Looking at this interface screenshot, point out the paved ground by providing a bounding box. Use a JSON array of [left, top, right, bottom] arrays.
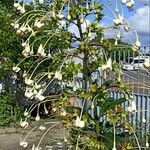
[[0, 119, 64, 150]]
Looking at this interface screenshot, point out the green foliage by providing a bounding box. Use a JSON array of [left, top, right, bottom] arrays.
[[0, 88, 23, 127], [0, 4, 22, 79]]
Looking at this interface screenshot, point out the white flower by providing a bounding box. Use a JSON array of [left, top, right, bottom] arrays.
[[21, 42, 27, 47], [20, 4, 25, 14], [35, 89, 45, 101], [24, 108, 29, 117], [52, 107, 57, 112], [121, 0, 127, 4], [16, 5, 23, 11], [32, 144, 35, 150], [37, 44, 46, 57], [23, 71, 27, 78], [64, 137, 68, 143], [55, 71, 62, 80], [24, 42, 30, 53], [22, 50, 29, 57], [20, 25, 27, 32], [14, 22, 19, 29], [25, 78, 34, 86], [16, 29, 21, 34], [112, 147, 117, 150], [91, 102, 94, 109], [12, 66, 20, 72], [126, 0, 134, 9], [35, 83, 41, 89], [124, 23, 130, 32], [24, 88, 34, 99], [73, 86, 77, 92], [20, 140, 28, 148], [75, 116, 85, 128], [115, 38, 118, 46], [34, 20, 44, 28], [35, 115, 40, 121], [39, 125, 46, 131], [11, 23, 15, 27], [20, 118, 29, 128], [101, 58, 112, 70], [132, 44, 138, 51], [60, 110, 67, 116], [135, 39, 141, 48], [146, 142, 149, 147], [39, 0, 45, 5], [142, 118, 146, 123], [128, 101, 136, 112], [14, 3, 20, 8], [67, 14, 71, 20], [113, 18, 120, 26], [113, 14, 124, 26], [57, 13, 64, 19]]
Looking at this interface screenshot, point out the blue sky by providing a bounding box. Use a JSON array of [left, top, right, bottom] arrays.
[[25, 0, 149, 47]]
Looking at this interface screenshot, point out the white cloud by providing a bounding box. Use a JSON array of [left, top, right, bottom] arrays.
[[128, 6, 150, 34]]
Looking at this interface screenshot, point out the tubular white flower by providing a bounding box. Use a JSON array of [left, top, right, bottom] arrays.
[[35, 83, 42, 89], [32, 144, 35, 150], [39, 125, 46, 131], [75, 116, 85, 128], [73, 86, 77, 92], [55, 71, 62, 80], [146, 142, 149, 147], [20, 118, 29, 128], [20, 4, 25, 14], [39, 0, 44, 5], [91, 102, 94, 109], [35, 89, 45, 100], [25, 78, 34, 86], [24, 42, 30, 53], [20, 25, 27, 32], [16, 29, 21, 34], [121, 0, 127, 4], [128, 101, 136, 112], [25, 88, 34, 99], [115, 38, 118, 46], [124, 23, 130, 32], [20, 140, 28, 148], [12, 66, 20, 73], [101, 58, 112, 70], [14, 3, 20, 8], [35, 115, 40, 121], [142, 118, 146, 123], [60, 110, 67, 116], [113, 14, 124, 26], [57, 14, 64, 19], [135, 39, 141, 48], [44, 104, 48, 114], [37, 44, 46, 57], [52, 107, 57, 112], [21, 42, 27, 47], [24, 108, 29, 117], [34, 20, 44, 28], [22, 50, 29, 57], [16, 5, 23, 11], [67, 14, 71, 21], [14, 22, 19, 29], [126, 0, 134, 9]]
